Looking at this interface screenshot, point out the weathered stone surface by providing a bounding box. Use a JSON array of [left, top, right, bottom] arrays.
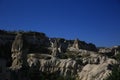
[[50, 39, 59, 56], [0, 30, 119, 80], [73, 38, 80, 50], [78, 50, 107, 64], [68, 39, 97, 52], [49, 38, 68, 55], [78, 59, 117, 80], [98, 46, 120, 57], [10, 33, 28, 70], [27, 53, 80, 77]]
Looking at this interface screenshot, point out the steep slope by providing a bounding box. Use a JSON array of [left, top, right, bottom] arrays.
[[0, 30, 119, 80]]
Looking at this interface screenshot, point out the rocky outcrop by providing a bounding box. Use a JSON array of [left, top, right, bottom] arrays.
[[27, 54, 80, 77], [49, 38, 68, 54], [73, 38, 80, 50], [68, 39, 97, 52], [0, 30, 119, 80], [50, 39, 59, 56], [98, 46, 120, 57], [78, 58, 117, 80], [10, 33, 28, 70]]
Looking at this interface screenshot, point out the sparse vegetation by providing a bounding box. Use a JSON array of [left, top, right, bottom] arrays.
[[105, 51, 120, 80]]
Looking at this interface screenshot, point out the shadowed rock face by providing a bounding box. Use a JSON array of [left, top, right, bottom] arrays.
[[0, 30, 119, 80], [10, 33, 28, 70], [67, 38, 98, 52], [11, 33, 23, 52]]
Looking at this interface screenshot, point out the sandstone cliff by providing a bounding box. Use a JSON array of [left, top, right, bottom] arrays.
[[0, 30, 119, 80]]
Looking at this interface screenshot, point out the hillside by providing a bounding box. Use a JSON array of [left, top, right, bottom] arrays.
[[0, 30, 120, 80]]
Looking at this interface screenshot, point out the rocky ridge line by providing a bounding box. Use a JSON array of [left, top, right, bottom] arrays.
[[0, 30, 119, 80]]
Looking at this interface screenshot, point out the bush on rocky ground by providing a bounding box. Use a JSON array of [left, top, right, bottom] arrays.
[[105, 51, 120, 80]]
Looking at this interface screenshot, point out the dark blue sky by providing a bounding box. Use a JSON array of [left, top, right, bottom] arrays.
[[0, 0, 120, 47]]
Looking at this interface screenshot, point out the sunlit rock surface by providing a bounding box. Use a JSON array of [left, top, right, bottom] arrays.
[[0, 30, 119, 80], [78, 59, 117, 80]]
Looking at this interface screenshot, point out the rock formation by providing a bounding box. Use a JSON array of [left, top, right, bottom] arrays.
[[73, 38, 80, 50], [27, 54, 80, 77], [0, 30, 119, 80], [10, 33, 28, 70], [50, 39, 59, 56], [78, 58, 117, 80]]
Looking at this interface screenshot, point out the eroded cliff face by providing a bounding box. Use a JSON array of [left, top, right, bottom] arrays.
[[78, 58, 117, 80], [10, 33, 29, 70], [27, 55, 80, 77], [0, 30, 119, 80]]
